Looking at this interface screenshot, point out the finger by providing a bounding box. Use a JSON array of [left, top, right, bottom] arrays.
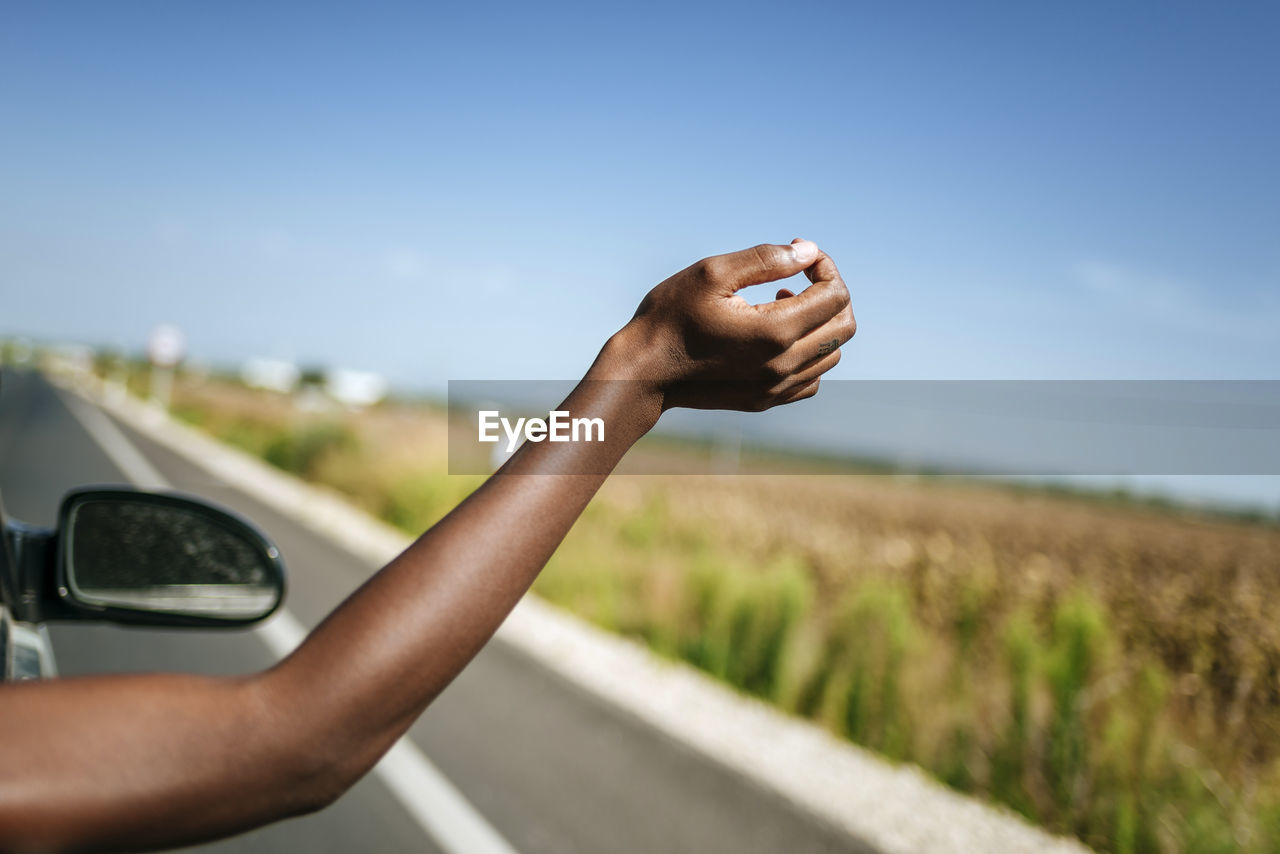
[[699, 240, 820, 294], [755, 275, 851, 343], [778, 306, 860, 371], [775, 287, 796, 300], [772, 377, 822, 407], [764, 304, 856, 376], [771, 347, 841, 396], [802, 251, 843, 286]]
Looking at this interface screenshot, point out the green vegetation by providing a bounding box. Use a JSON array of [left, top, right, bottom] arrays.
[[140, 371, 1280, 852], [533, 506, 1274, 852], [172, 404, 354, 480]]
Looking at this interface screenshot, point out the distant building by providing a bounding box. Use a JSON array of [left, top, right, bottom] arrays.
[[326, 369, 388, 408], [241, 358, 387, 408], [242, 359, 301, 394]]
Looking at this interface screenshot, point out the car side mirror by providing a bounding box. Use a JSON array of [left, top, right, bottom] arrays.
[[55, 489, 285, 626]]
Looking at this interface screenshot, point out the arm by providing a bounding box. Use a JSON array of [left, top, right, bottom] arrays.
[[0, 240, 855, 853]]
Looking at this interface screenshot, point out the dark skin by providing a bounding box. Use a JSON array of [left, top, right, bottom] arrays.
[[0, 239, 855, 853]]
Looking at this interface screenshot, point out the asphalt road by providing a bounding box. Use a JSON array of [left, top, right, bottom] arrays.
[[0, 369, 869, 854]]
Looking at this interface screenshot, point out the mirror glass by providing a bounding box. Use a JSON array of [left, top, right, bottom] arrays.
[[65, 497, 281, 619]]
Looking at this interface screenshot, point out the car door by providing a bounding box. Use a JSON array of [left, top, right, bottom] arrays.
[[0, 488, 59, 680]]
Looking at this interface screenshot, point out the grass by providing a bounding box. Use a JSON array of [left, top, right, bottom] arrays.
[[122, 365, 1280, 853]]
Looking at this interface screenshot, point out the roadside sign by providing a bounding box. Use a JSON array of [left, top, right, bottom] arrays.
[[148, 325, 186, 368]]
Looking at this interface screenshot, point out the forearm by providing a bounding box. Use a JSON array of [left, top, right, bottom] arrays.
[[258, 326, 665, 787]]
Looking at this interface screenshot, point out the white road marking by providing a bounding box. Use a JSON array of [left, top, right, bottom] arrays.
[[59, 388, 520, 854], [60, 394, 168, 490]]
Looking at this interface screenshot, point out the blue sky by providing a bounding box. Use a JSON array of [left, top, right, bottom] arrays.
[[2, 1, 1277, 389]]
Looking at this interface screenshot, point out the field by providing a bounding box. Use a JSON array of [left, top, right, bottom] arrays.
[[154, 367, 1280, 853]]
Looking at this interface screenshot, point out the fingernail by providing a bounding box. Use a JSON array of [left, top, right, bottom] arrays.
[[791, 240, 818, 264]]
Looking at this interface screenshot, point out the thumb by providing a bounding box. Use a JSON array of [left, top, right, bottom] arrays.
[[700, 240, 820, 294]]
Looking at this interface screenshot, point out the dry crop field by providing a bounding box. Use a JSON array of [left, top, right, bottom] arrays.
[[160, 369, 1280, 853]]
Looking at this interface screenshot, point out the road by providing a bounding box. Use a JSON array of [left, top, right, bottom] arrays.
[[0, 370, 867, 854]]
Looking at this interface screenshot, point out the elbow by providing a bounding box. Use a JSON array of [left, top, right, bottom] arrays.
[[283, 728, 405, 817], [265, 730, 367, 819], [244, 676, 375, 818], [290, 783, 342, 818], [289, 757, 362, 816]]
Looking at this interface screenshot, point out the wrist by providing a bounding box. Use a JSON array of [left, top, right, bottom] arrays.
[[584, 320, 670, 435], [590, 320, 667, 383]]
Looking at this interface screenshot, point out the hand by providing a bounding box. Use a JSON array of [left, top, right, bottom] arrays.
[[616, 239, 855, 412]]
